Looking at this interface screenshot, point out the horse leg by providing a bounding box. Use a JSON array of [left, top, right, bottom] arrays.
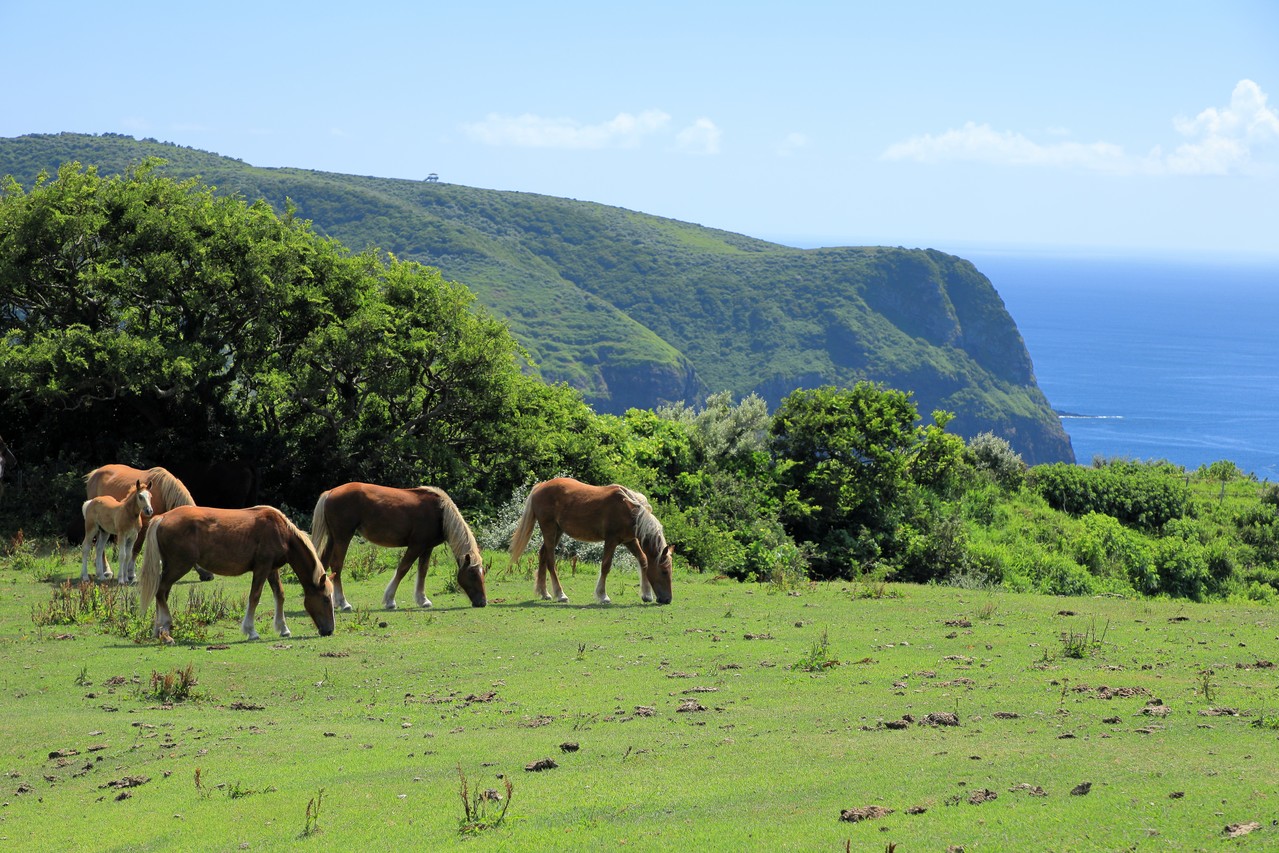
[[241, 568, 269, 640], [543, 531, 569, 603], [413, 548, 433, 609], [382, 549, 417, 610], [595, 541, 618, 604], [536, 527, 567, 602], [94, 530, 113, 582], [116, 533, 131, 584], [626, 541, 656, 602], [327, 536, 354, 612], [80, 528, 94, 582], [268, 569, 291, 637]]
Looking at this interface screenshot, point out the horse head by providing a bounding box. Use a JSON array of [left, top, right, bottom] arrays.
[[304, 573, 336, 637], [457, 554, 488, 608], [645, 542, 675, 605], [135, 480, 156, 518]]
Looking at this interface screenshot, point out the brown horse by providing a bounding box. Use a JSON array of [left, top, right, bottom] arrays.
[[509, 477, 674, 605], [81, 479, 154, 583], [311, 482, 486, 611], [86, 464, 214, 581], [139, 505, 335, 641]]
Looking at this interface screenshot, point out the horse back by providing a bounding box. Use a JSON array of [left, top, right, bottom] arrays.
[[156, 505, 290, 576], [87, 464, 191, 514], [327, 482, 440, 547], [533, 478, 637, 542]]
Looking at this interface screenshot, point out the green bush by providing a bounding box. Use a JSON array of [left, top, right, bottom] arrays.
[[1028, 460, 1190, 531]]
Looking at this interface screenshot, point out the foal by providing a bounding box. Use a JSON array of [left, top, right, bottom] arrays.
[[81, 479, 154, 583]]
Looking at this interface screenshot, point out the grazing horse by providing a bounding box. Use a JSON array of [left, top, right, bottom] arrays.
[[509, 477, 674, 605], [311, 482, 486, 611], [139, 505, 335, 641], [81, 479, 154, 583], [85, 464, 214, 581], [0, 434, 15, 500]]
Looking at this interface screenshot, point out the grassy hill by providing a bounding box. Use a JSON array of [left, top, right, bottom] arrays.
[[0, 132, 1074, 464]]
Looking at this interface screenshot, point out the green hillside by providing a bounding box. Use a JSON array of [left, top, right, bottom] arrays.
[[0, 132, 1073, 464]]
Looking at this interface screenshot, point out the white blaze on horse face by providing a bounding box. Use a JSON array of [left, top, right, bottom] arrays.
[[138, 488, 155, 517]]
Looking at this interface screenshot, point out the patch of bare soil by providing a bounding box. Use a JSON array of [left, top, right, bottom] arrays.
[[524, 758, 557, 772], [993, 711, 1019, 719], [1236, 660, 1275, 670], [743, 633, 774, 640], [676, 699, 706, 713], [228, 701, 264, 711], [559, 742, 579, 752], [967, 789, 997, 804], [883, 719, 910, 730], [1010, 783, 1047, 796], [921, 712, 960, 727], [1225, 822, 1260, 838], [1070, 782, 1092, 796], [1199, 707, 1239, 717], [943, 619, 972, 628], [463, 691, 498, 705], [839, 805, 894, 822], [101, 775, 149, 789], [1073, 684, 1151, 700], [1141, 702, 1172, 717]]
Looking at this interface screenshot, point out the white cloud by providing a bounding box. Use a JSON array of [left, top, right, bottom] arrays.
[[462, 110, 671, 150], [882, 79, 1279, 176], [777, 132, 809, 157], [675, 117, 722, 155]]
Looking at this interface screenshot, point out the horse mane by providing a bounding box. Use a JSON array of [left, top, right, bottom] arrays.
[[422, 486, 483, 571], [617, 485, 666, 551], [146, 467, 195, 509], [275, 508, 328, 585]]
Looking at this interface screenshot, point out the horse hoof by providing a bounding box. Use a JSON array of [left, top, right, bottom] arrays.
[[384, 602, 398, 611], [279, 630, 292, 638], [597, 596, 612, 605], [340, 603, 354, 612], [557, 595, 570, 603]]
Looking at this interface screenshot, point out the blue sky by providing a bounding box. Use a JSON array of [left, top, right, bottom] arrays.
[[4, 1, 1277, 257]]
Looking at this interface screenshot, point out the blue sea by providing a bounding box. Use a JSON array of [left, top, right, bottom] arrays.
[[967, 251, 1279, 481]]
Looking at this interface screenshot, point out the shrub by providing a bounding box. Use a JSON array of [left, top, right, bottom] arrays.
[[965, 432, 1027, 490]]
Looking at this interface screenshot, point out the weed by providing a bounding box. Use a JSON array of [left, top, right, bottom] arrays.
[[1060, 618, 1109, 659], [575, 642, 588, 661], [32, 580, 129, 627], [195, 767, 206, 798], [976, 596, 999, 620], [1251, 712, 1279, 731], [182, 584, 240, 627], [74, 663, 91, 686], [793, 627, 839, 672], [457, 764, 513, 834], [1198, 668, 1216, 703], [226, 780, 276, 799], [342, 607, 376, 633], [144, 663, 199, 703], [302, 787, 326, 837]]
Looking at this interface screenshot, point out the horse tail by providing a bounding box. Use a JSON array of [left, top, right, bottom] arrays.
[[138, 516, 164, 615], [429, 487, 482, 570], [310, 491, 331, 560], [508, 488, 538, 562]]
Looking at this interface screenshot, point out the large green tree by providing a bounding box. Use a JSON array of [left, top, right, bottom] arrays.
[[0, 161, 593, 525], [770, 383, 963, 579]]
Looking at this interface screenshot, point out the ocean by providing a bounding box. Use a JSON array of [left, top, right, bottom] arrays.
[[968, 251, 1279, 481]]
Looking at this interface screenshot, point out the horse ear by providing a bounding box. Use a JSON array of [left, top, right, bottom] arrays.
[[663, 544, 676, 559]]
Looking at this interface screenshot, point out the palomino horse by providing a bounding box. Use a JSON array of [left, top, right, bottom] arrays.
[[509, 477, 674, 605], [85, 465, 214, 581], [0, 434, 15, 500], [139, 505, 335, 641], [81, 479, 154, 583], [311, 482, 486, 611]]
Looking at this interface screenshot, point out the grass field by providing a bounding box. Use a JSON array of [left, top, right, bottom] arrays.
[[1, 543, 1276, 851]]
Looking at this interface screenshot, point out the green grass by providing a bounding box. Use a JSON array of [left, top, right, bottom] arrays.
[[1, 542, 1276, 849]]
